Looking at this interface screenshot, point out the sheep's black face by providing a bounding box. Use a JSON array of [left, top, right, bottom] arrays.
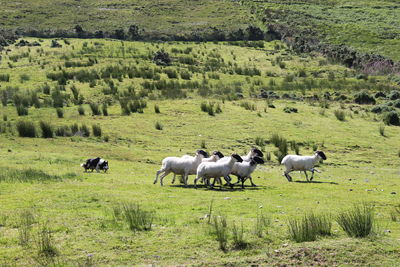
[[213, 151, 224, 159], [252, 147, 264, 158], [197, 150, 208, 158], [232, 153, 243, 162], [316, 151, 327, 160], [252, 156, 265, 165]]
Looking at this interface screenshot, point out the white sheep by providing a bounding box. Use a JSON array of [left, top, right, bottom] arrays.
[[281, 151, 327, 182], [171, 151, 224, 184], [194, 154, 243, 188], [231, 156, 264, 188], [154, 150, 208, 186]]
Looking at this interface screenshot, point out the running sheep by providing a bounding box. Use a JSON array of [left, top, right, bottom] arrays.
[[281, 151, 327, 182], [231, 156, 264, 188]]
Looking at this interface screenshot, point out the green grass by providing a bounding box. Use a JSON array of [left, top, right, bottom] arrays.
[[0, 38, 400, 265]]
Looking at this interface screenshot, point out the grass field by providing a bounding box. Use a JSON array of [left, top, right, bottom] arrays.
[[0, 0, 257, 38], [246, 0, 400, 61], [0, 38, 400, 265]]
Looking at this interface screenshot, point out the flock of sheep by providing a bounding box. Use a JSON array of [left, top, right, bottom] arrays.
[[153, 148, 327, 188]]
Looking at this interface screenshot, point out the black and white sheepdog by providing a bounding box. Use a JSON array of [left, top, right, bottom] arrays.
[[81, 157, 109, 173]]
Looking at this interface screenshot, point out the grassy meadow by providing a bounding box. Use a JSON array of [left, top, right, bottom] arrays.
[[0, 38, 400, 265]]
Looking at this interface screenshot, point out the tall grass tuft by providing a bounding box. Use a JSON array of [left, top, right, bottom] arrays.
[[36, 225, 58, 257], [201, 140, 206, 149], [16, 120, 36, 137], [92, 124, 102, 137], [118, 203, 155, 232], [0, 168, 76, 182], [336, 204, 375, 238], [212, 216, 229, 251], [17, 210, 35, 247], [16, 105, 28, 116], [254, 211, 270, 238], [155, 121, 163, 130], [231, 222, 247, 249], [102, 104, 108, 116], [78, 105, 85, 116], [154, 104, 160, 113], [334, 110, 346, 121], [288, 212, 332, 242], [379, 125, 385, 137], [56, 108, 63, 118], [39, 121, 53, 138], [255, 136, 265, 147], [89, 103, 101, 115]]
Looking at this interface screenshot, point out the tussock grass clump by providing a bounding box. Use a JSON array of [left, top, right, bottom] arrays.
[[212, 216, 229, 251], [383, 111, 400, 126], [16, 105, 28, 116], [155, 121, 163, 130], [290, 141, 300, 155], [80, 124, 90, 137], [200, 101, 221, 116], [336, 204, 375, 238], [114, 203, 155, 232], [154, 104, 160, 113], [288, 213, 319, 242], [255, 136, 265, 147], [78, 105, 85, 115], [36, 225, 58, 258], [39, 121, 53, 138], [56, 107, 63, 118], [271, 133, 288, 163], [240, 101, 256, 111], [254, 211, 270, 238], [16, 120, 36, 137], [201, 140, 206, 149], [55, 125, 72, 137], [17, 210, 35, 247], [89, 102, 101, 115], [231, 222, 247, 249], [379, 125, 385, 136], [102, 104, 108, 116], [0, 74, 10, 82], [92, 124, 102, 137], [334, 110, 346, 121]]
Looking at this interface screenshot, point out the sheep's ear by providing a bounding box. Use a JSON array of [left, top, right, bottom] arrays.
[[253, 157, 265, 164], [233, 154, 243, 162], [197, 150, 208, 157], [215, 151, 224, 158], [253, 148, 264, 158], [317, 151, 327, 160]]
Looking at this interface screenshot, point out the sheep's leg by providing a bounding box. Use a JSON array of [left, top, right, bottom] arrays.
[[159, 170, 171, 186], [310, 168, 315, 181], [304, 171, 309, 182], [284, 171, 293, 182], [194, 175, 202, 188], [171, 174, 176, 184], [223, 176, 233, 188], [154, 169, 165, 184], [248, 175, 257, 187]]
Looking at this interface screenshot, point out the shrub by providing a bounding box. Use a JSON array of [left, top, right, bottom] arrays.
[[383, 111, 400, 126], [154, 104, 160, 113], [155, 121, 163, 130], [16, 121, 36, 137], [212, 216, 228, 251], [92, 124, 102, 137], [78, 105, 85, 116], [336, 204, 375, 238], [89, 103, 101, 115], [16, 105, 28, 116], [388, 90, 400, 100], [354, 91, 376, 105], [334, 110, 346, 121], [39, 121, 53, 138], [153, 50, 171, 66], [56, 108, 63, 118]]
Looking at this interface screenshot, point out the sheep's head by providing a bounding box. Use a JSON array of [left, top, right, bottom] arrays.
[[250, 156, 265, 165], [316, 151, 327, 160], [232, 153, 243, 163], [251, 147, 264, 158], [196, 150, 208, 158], [212, 151, 224, 159]]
